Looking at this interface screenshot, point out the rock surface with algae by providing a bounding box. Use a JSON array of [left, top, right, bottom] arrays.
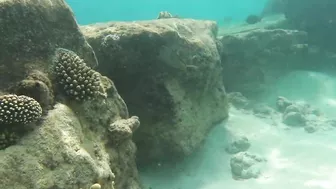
[[81, 18, 229, 164], [0, 0, 141, 188]]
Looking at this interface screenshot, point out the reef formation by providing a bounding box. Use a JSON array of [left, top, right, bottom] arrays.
[[1, 0, 334, 188], [81, 18, 229, 164], [0, 0, 140, 188]]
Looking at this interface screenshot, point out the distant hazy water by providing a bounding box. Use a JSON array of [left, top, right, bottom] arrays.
[[66, 0, 268, 25]]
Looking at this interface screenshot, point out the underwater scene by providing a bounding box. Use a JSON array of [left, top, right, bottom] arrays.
[[1, 0, 336, 189]]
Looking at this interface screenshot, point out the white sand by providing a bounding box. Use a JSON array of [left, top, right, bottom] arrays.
[[140, 70, 336, 189]]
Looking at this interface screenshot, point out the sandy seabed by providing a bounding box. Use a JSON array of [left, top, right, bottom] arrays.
[[140, 70, 336, 189]]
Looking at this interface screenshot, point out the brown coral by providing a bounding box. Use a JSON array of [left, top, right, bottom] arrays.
[[10, 70, 54, 113]]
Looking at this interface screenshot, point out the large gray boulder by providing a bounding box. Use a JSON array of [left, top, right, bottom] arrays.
[[283, 0, 336, 51], [0, 0, 141, 188], [219, 21, 336, 98], [81, 19, 229, 164], [220, 27, 307, 97]]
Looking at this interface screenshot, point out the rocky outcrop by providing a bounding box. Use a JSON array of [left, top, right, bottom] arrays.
[[0, 0, 97, 90], [219, 24, 336, 98], [275, 96, 331, 133], [81, 19, 229, 164], [0, 0, 141, 188], [0, 99, 138, 189], [228, 92, 336, 133], [283, 0, 336, 51]]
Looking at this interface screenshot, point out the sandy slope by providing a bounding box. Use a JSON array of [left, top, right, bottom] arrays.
[[140, 71, 336, 189]]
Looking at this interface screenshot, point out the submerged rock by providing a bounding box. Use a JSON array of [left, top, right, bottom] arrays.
[[327, 119, 336, 128], [252, 103, 274, 118], [219, 28, 309, 97], [157, 11, 174, 19], [283, 104, 302, 115], [0, 84, 141, 189], [10, 70, 55, 113], [1, 104, 115, 188], [0, 0, 141, 188], [1, 96, 139, 189], [283, 0, 336, 51], [108, 116, 140, 145], [283, 111, 306, 126], [218, 25, 336, 98], [230, 152, 266, 180], [0, 0, 97, 90], [245, 14, 262, 24], [227, 92, 250, 109], [276, 96, 293, 113], [225, 136, 251, 154], [81, 18, 229, 164], [277, 97, 330, 132]]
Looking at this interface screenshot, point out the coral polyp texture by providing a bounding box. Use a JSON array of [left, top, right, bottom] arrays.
[[0, 94, 42, 124], [52, 48, 101, 101], [0, 129, 19, 149]]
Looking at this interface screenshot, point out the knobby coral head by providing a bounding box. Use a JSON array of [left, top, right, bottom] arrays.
[[52, 48, 101, 101]]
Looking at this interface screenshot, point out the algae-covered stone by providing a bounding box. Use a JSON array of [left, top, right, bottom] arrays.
[[51, 76, 140, 189], [283, 111, 306, 127], [0, 103, 140, 189], [0, 0, 141, 188], [11, 70, 55, 113], [108, 116, 140, 145], [218, 18, 336, 98], [225, 136, 251, 154], [219, 28, 309, 97], [0, 0, 97, 90], [230, 152, 267, 179], [283, 0, 336, 51], [0, 104, 114, 188], [81, 18, 229, 163]]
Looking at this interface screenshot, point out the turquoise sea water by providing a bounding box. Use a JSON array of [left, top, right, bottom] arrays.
[[66, 0, 268, 25]]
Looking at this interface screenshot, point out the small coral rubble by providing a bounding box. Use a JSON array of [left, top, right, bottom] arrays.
[[276, 96, 321, 128], [230, 152, 267, 180], [108, 116, 140, 145], [225, 136, 251, 154]]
